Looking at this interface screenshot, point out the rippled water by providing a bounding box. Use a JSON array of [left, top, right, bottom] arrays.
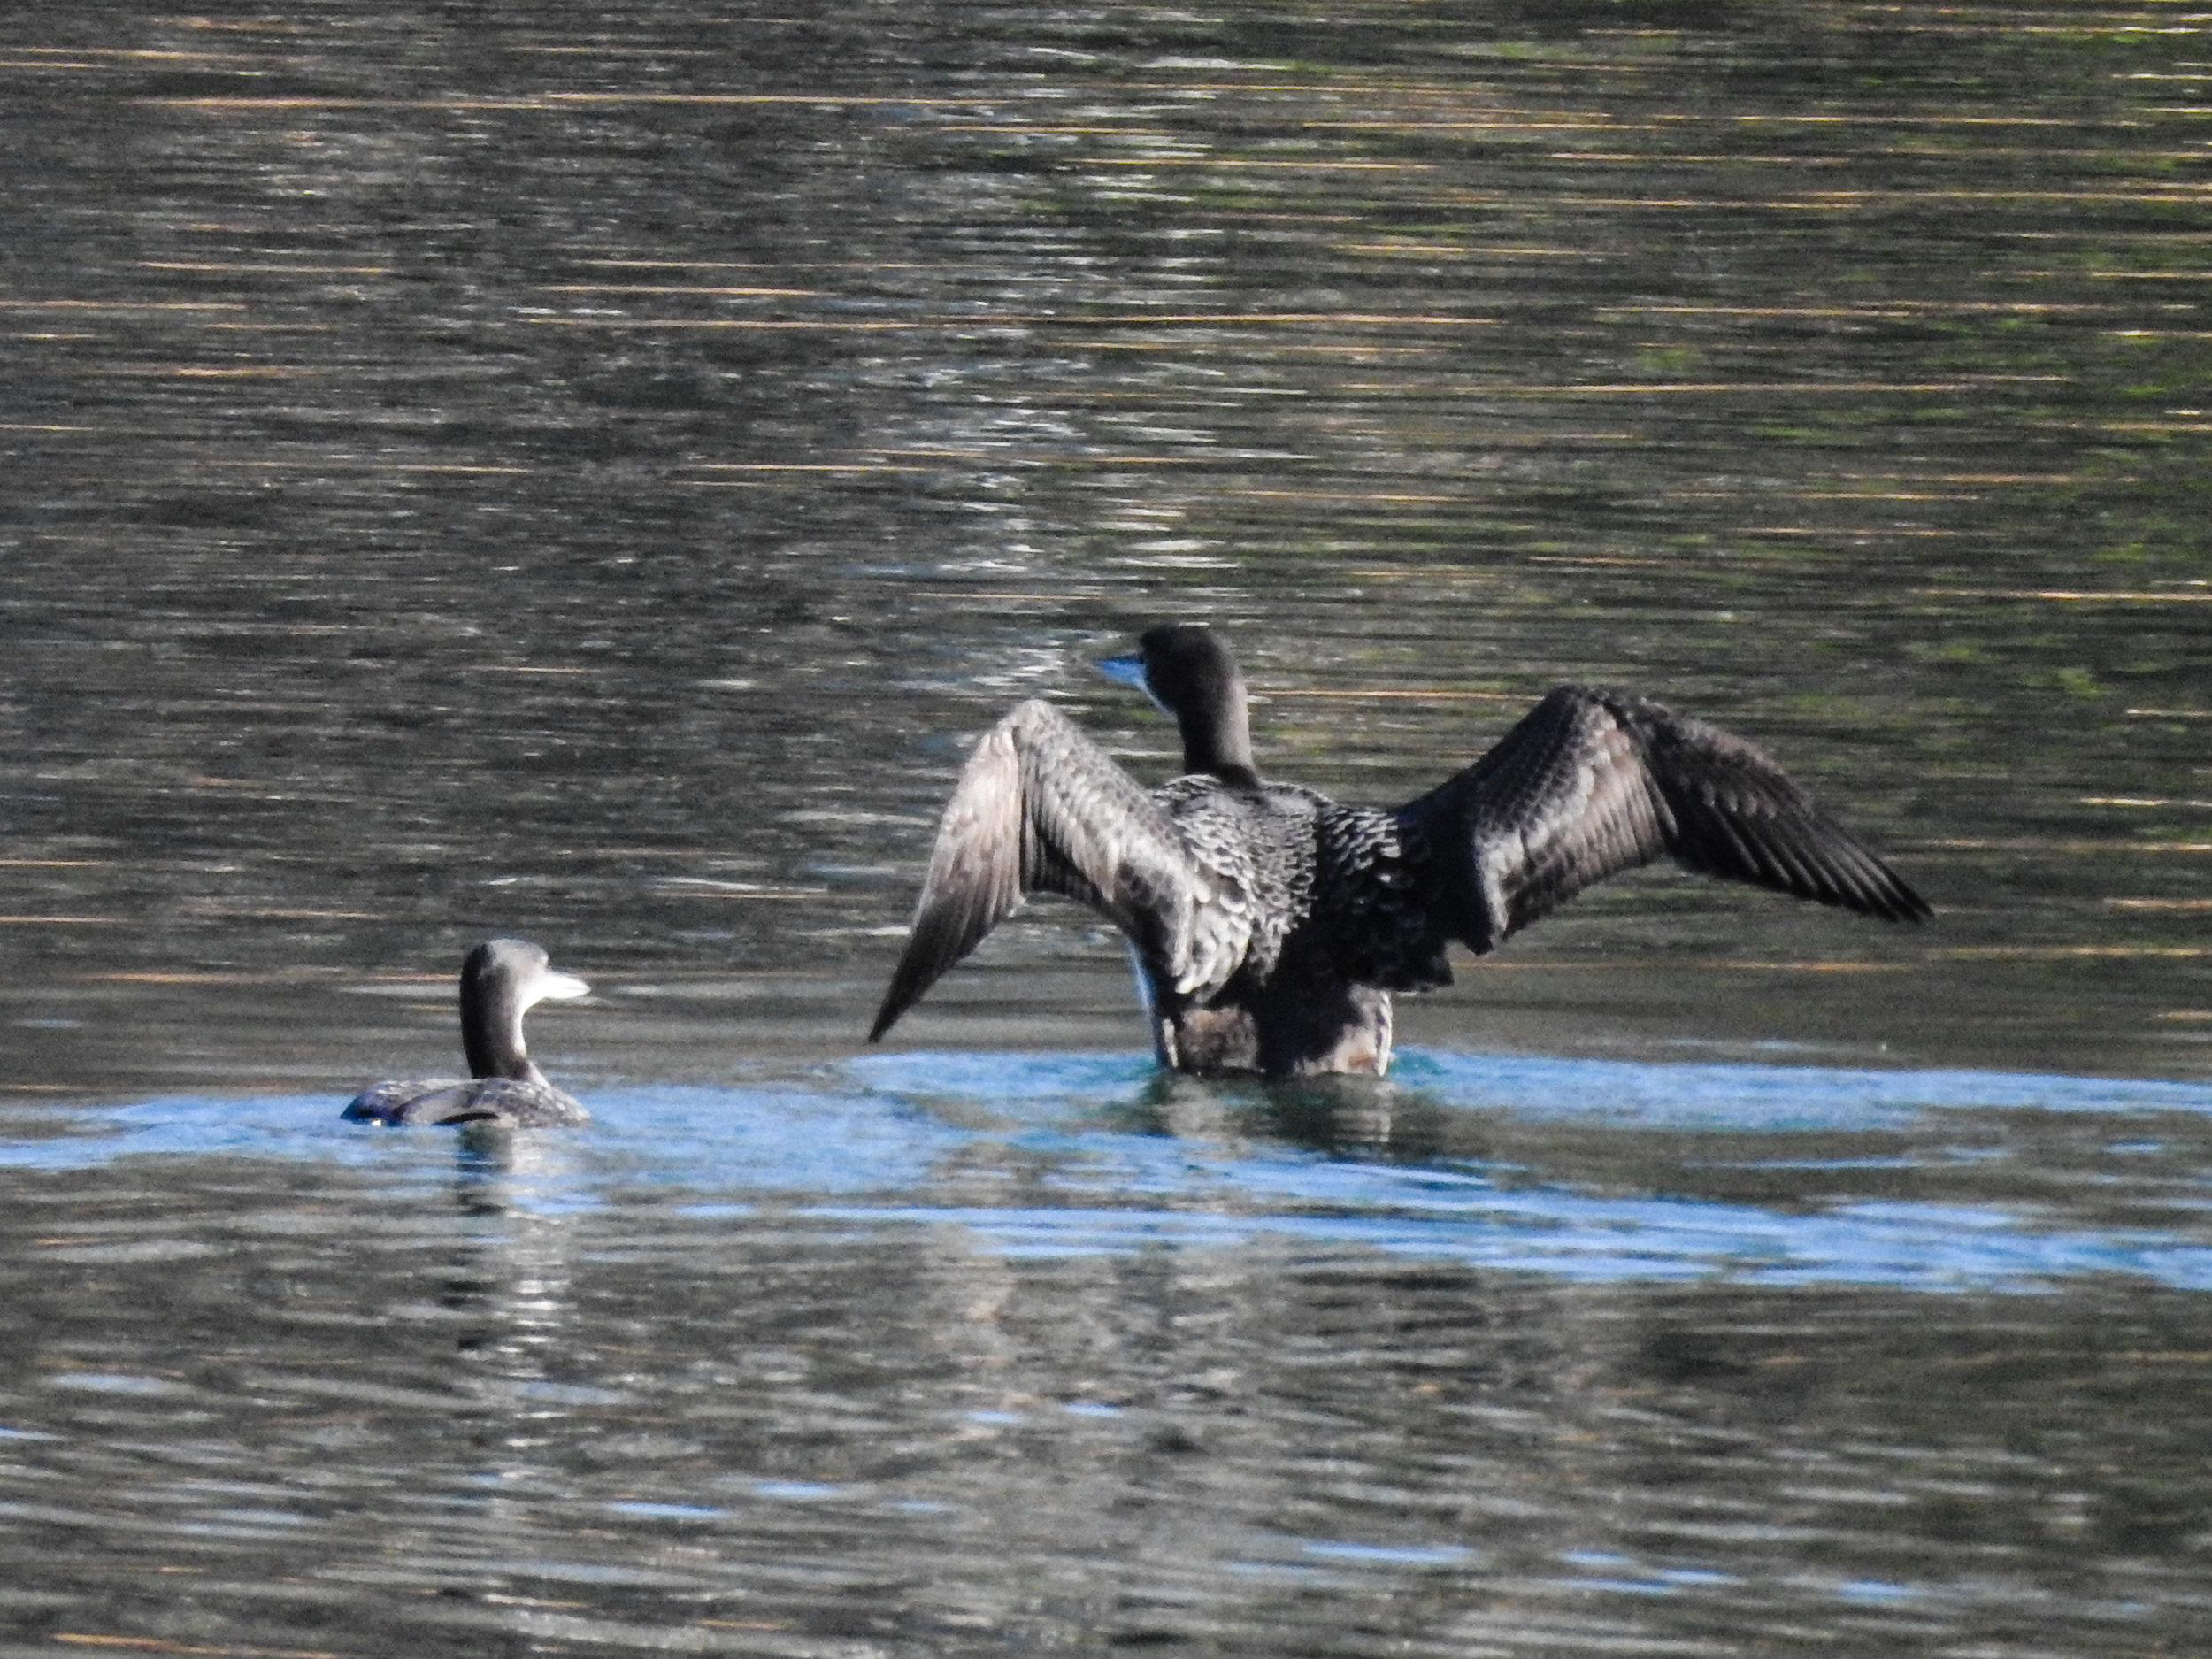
[[4, 2, 2211, 1655], [6, 1054, 2212, 1655]]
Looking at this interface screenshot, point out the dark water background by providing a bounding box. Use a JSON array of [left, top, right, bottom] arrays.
[[3, 3, 2211, 1655]]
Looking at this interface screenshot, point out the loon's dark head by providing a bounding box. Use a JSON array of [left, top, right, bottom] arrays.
[[458, 938, 590, 1082], [1098, 623, 1260, 787]]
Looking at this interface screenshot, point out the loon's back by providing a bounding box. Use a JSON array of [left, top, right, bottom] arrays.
[[1141, 778, 1450, 1075], [343, 1074, 589, 1128]]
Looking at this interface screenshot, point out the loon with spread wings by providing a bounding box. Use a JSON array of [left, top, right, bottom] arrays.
[[871, 624, 1928, 1078]]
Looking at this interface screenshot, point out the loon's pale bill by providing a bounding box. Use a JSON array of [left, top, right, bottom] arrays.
[[1096, 651, 1180, 719], [1094, 653, 1148, 691], [534, 970, 590, 1003]]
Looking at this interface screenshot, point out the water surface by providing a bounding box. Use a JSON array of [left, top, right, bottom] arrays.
[[6, 1051, 2212, 1655]]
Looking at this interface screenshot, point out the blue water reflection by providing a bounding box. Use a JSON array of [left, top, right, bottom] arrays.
[[6, 1050, 2211, 1294], [1394, 1051, 2212, 1126]]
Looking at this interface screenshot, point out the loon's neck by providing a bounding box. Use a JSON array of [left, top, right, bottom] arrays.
[[1177, 681, 1261, 788], [462, 989, 534, 1080]]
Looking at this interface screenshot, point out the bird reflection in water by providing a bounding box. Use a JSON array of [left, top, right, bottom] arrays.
[[1118, 1070, 1479, 1168]]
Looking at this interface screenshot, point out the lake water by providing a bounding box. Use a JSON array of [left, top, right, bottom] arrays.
[[3, 3, 2210, 1655]]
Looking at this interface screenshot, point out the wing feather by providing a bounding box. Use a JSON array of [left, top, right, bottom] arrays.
[[1405, 687, 1930, 953], [870, 700, 1226, 1041]]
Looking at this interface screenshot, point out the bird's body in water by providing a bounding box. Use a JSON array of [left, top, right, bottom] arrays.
[[872, 624, 1929, 1079], [344, 939, 592, 1125]]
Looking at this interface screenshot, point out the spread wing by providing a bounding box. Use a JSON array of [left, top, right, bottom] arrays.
[[1402, 686, 1929, 954], [870, 700, 1248, 1041]]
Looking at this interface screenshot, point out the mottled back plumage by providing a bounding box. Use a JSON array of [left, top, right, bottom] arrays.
[[343, 1073, 589, 1129], [872, 626, 1928, 1078]]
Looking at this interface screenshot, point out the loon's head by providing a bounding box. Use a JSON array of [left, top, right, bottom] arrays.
[[1098, 624, 1259, 787], [459, 938, 590, 1082]]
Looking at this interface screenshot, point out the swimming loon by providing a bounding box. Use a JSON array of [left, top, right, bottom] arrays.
[[343, 939, 592, 1125], [871, 624, 1930, 1078]]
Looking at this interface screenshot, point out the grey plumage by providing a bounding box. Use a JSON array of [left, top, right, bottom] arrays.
[[872, 625, 1929, 1078], [343, 938, 592, 1126], [343, 1072, 586, 1128]]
